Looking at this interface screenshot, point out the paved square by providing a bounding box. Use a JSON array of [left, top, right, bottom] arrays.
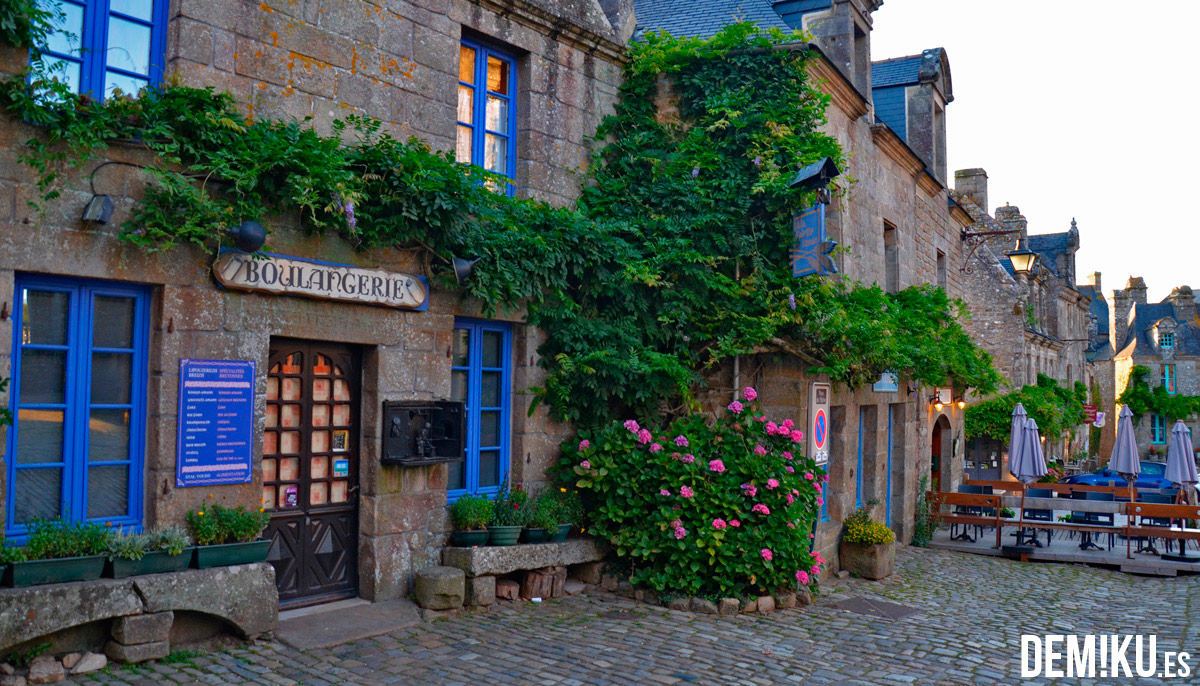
[[73, 547, 1199, 685]]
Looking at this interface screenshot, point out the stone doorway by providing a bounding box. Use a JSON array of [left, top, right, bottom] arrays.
[[931, 415, 951, 492], [262, 340, 362, 607]]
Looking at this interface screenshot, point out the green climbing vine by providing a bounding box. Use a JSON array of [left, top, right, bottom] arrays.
[[0, 16, 1001, 429], [1117, 365, 1200, 422], [965, 374, 1087, 442]]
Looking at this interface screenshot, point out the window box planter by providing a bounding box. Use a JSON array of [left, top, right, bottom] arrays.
[[106, 548, 196, 578], [522, 527, 549, 544], [450, 530, 490, 547], [3, 555, 107, 588], [192, 540, 270, 569], [486, 525, 522, 546], [551, 523, 571, 542], [838, 541, 894, 580]]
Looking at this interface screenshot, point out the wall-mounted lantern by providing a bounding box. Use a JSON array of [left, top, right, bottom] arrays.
[[1005, 237, 1039, 275], [789, 157, 841, 278], [226, 220, 267, 253]]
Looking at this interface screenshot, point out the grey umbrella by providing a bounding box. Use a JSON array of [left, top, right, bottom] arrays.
[[1012, 417, 1048, 546], [1007, 403, 1028, 481], [1164, 421, 1199, 561], [1109, 406, 1141, 498]]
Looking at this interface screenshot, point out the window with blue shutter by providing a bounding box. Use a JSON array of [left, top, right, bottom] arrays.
[[1162, 364, 1176, 395], [447, 319, 512, 499], [457, 39, 517, 194], [1150, 413, 1166, 444], [5, 275, 150, 539], [36, 0, 168, 99]]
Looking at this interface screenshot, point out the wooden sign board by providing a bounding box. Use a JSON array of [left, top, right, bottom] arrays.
[[215, 251, 429, 311]]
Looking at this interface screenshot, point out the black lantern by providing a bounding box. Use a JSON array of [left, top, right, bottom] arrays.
[[1006, 238, 1039, 275], [226, 220, 267, 253], [789, 157, 840, 193]]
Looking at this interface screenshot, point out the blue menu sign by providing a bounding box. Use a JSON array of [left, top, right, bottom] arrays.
[[176, 359, 257, 487]]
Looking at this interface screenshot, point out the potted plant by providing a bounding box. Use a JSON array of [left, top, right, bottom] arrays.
[[551, 489, 583, 542], [187, 504, 271, 569], [0, 542, 26, 585], [106, 525, 193, 578], [449, 495, 493, 547], [487, 480, 526, 546], [523, 493, 559, 544], [4, 518, 113, 587], [838, 507, 895, 580]]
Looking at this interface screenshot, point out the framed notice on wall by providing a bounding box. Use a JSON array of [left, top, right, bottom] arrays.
[[176, 359, 257, 487]]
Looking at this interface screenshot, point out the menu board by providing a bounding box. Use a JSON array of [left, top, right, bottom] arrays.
[[176, 359, 257, 487]]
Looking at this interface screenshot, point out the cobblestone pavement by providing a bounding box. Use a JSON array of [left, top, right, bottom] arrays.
[[71, 547, 1200, 686]]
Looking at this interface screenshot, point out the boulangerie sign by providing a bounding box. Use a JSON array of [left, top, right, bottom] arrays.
[[215, 250, 429, 310]]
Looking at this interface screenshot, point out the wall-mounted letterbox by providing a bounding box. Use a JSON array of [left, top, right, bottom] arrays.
[[382, 400, 465, 466]]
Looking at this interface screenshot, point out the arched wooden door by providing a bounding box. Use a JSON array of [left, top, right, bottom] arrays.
[[931, 415, 950, 492], [262, 340, 361, 606]]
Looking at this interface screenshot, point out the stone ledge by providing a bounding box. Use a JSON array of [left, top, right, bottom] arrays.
[[440, 538, 608, 578]]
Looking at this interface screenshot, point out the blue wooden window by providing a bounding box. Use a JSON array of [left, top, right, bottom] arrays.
[[885, 405, 894, 527], [1160, 332, 1175, 350], [5, 275, 149, 539], [448, 319, 511, 500], [1150, 413, 1166, 444], [855, 407, 864, 509], [36, 0, 168, 98], [457, 38, 517, 193], [1162, 364, 1176, 395]]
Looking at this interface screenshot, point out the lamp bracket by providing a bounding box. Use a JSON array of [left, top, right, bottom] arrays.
[[959, 228, 1021, 274]]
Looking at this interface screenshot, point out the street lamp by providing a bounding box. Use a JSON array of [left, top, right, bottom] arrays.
[[1006, 237, 1039, 275]]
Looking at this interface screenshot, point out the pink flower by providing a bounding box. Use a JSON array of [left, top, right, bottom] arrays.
[[681, 453, 695, 463], [671, 518, 683, 528], [660, 489, 670, 496], [785, 466, 795, 473], [815, 553, 825, 565], [760, 548, 772, 561], [680, 486, 694, 498], [752, 503, 770, 515], [712, 518, 727, 529], [804, 472, 814, 481], [822, 474, 829, 483], [754, 415, 767, 423], [816, 497, 824, 506], [578, 439, 590, 450], [809, 533, 815, 539], [649, 443, 663, 453], [637, 429, 652, 444], [811, 564, 821, 576], [729, 519, 741, 527], [674, 526, 687, 540], [796, 570, 810, 585], [767, 478, 780, 489], [727, 400, 743, 414], [790, 430, 803, 443], [743, 387, 757, 401], [814, 482, 822, 495], [754, 445, 767, 456], [782, 419, 794, 430], [782, 451, 793, 460], [787, 521, 795, 528], [741, 483, 758, 497], [674, 435, 689, 447], [786, 493, 795, 504], [766, 421, 779, 435], [708, 459, 726, 473], [580, 460, 591, 469], [624, 419, 640, 433]]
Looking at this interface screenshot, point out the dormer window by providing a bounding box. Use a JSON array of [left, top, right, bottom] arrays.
[[1160, 332, 1175, 350]]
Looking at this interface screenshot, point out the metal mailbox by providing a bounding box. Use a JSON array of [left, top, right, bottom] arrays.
[[382, 400, 465, 466]]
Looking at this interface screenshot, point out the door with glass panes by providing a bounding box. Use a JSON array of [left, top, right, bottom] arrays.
[[262, 340, 360, 605]]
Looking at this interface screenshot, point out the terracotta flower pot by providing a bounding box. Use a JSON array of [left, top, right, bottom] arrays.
[[838, 541, 895, 580]]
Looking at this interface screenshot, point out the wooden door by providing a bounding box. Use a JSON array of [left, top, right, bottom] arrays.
[[931, 422, 942, 492], [262, 340, 360, 606]]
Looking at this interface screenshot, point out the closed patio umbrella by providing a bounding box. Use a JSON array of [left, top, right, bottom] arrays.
[[1008, 403, 1028, 481], [1163, 420, 1198, 562], [1012, 417, 1048, 546], [1109, 406, 1141, 500]]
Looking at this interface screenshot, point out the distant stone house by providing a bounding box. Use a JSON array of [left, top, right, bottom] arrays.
[[0, 0, 632, 606], [634, 0, 977, 560], [1109, 279, 1200, 458]]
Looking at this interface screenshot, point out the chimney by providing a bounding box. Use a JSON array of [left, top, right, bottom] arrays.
[[994, 204, 1028, 239], [1110, 287, 1133, 352], [1127, 276, 1147, 305], [801, 0, 882, 96], [1084, 271, 1101, 292], [1171, 285, 1197, 324], [954, 168, 988, 214], [596, 0, 635, 44]]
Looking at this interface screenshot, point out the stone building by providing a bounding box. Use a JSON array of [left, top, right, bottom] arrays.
[[1108, 278, 1200, 458], [0, 0, 631, 605], [954, 170, 1093, 476], [634, 0, 977, 559]]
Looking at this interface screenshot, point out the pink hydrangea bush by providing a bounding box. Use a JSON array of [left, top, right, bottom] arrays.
[[560, 387, 824, 597]]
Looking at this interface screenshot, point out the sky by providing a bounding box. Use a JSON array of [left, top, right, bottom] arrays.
[[870, 0, 1200, 302]]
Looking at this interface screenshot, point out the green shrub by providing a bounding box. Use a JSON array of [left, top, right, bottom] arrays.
[[186, 504, 269, 545], [544, 488, 584, 525], [490, 480, 528, 527], [527, 491, 561, 531], [559, 387, 825, 597], [0, 542, 26, 564], [107, 527, 150, 561], [23, 518, 114, 560], [841, 508, 895, 546], [910, 476, 935, 547], [147, 525, 192, 556], [449, 495, 493, 531]]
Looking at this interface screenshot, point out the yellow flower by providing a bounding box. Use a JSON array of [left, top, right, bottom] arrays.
[[198, 511, 205, 516], [560, 487, 567, 493]]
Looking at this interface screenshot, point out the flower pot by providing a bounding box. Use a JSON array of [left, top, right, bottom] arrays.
[[487, 525, 523, 546], [106, 548, 196, 578], [551, 523, 571, 542], [450, 530, 490, 547], [838, 541, 895, 580], [3, 555, 107, 587], [193, 540, 270, 569], [523, 527, 549, 544]]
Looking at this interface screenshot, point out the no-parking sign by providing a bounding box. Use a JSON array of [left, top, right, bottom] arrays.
[[809, 382, 830, 465]]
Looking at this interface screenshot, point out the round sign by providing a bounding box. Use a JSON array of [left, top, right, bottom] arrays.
[[813, 409, 827, 449]]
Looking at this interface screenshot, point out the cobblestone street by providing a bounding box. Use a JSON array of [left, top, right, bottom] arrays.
[[65, 547, 1199, 686]]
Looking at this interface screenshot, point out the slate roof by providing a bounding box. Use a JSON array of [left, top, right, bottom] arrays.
[[1027, 232, 1075, 278], [1117, 300, 1200, 358], [1078, 284, 1113, 360], [633, 0, 792, 38], [870, 56, 923, 89]]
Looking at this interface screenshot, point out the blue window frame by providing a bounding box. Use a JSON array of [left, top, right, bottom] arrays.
[[448, 318, 512, 500], [1162, 364, 1176, 395], [1150, 413, 1166, 444], [5, 275, 149, 540], [885, 405, 894, 527], [457, 38, 517, 193], [855, 407, 865, 509], [36, 0, 169, 99], [1160, 332, 1175, 350]]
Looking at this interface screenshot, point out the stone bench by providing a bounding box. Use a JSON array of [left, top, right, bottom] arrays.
[[0, 563, 278, 659], [440, 538, 609, 606]]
